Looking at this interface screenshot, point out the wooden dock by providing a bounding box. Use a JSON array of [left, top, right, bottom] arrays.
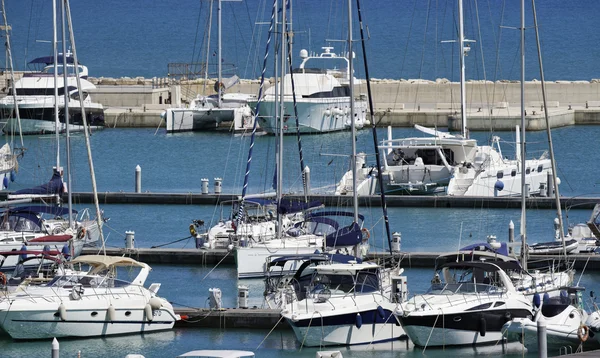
[[6, 191, 599, 209]]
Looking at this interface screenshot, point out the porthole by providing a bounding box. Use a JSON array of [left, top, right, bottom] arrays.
[[125, 311, 132, 316], [453, 316, 462, 322], [511, 170, 517, 177], [526, 168, 531, 174], [537, 165, 543, 172], [497, 172, 504, 179], [91, 311, 98, 317]]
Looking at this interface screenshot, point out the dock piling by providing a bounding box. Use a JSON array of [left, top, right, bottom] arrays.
[[51, 337, 59, 358], [201, 178, 209, 194], [508, 220, 514, 255], [214, 178, 222, 194], [135, 165, 141, 193], [125, 231, 135, 249], [537, 318, 548, 358]]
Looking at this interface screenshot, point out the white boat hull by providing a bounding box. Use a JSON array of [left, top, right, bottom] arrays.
[[0, 304, 176, 339], [257, 98, 367, 134], [289, 321, 403, 347], [4, 117, 104, 135]]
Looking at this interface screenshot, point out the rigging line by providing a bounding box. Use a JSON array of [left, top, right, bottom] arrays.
[[236, 0, 277, 230], [398, 0, 419, 109], [201, 250, 230, 281], [418, 0, 433, 80], [190, 0, 205, 67], [255, 314, 284, 350], [356, 0, 393, 259]]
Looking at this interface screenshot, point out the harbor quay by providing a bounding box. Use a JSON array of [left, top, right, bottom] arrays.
[[12, 75, 600, 130]]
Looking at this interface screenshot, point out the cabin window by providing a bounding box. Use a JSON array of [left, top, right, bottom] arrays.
[[526, 168, 531, 174], [496, 172, 504, 179], [537, 165, 543, 173], [511, 169, 517, 177]]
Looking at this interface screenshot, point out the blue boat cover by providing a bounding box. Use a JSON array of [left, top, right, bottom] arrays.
[[2, 205, 76, 217], [12, 172, 65, 197], [29, 55, 75, 65], [268, 253, 361, 268], [460, 242, 509, 256]]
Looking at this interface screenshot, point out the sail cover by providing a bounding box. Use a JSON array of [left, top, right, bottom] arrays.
[[8, 172, 65, 199]]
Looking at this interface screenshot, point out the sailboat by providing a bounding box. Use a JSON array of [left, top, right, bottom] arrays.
[[234, 0, 369, 279], [0, 0, 178, 340], [164, 0, 255, 133], [280, 0, 407, 346], [336, 0, 554, 198], [395, 0, 574, 348]]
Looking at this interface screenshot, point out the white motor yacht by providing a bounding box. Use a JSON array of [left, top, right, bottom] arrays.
[[396, 260, 533, 347], [0, 52, 105, 135], [281, 262, 406, 346], [256, 47, 368, 134], [504, 287, 600, 351], [0, 255, 178, 339]]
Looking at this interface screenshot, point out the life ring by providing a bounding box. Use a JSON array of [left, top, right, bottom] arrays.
[[361, 228, 370, 240], [578, 325, 589, 342], [0, 272, 6, 286], [77, 227, 86, 240], [189, 224, 197, 237]]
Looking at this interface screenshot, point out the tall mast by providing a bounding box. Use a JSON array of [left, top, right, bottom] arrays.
[[348, 0, 357, 225], [276, 0, 286, 239], [217, 0, 222, 108], [1, 0, 24, 151], [60, 0, 73, 227], [53, 0, 60, 170], [519, 0, 527, 271], [531, 0, 566, 255], [458, 0, 467, 138], [64, 0, 105, 252]]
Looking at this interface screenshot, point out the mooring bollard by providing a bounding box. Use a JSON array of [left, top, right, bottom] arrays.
[[125, 231, 135, 249], [214, 178, 222, 194], [303, 166, 311, 194], [537, 318, 548, 358], [135, 165, 141, 193], [52, 337, 59, 358], [201, 178, 209, 194]]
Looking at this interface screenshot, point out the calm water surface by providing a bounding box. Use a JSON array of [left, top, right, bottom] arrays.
[[0, 126, 598, 357]]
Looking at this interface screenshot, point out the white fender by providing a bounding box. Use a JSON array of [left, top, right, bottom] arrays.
[[149, 297, 163, 310], [58, 303, 67, 321], [144, 304, 153, 321], [107, 304, 116, 321]]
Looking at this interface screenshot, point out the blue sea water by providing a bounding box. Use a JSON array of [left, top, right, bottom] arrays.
[[5, 0, 600, 81], [2, 0, 600, 355], [0, 126, 597, 357]]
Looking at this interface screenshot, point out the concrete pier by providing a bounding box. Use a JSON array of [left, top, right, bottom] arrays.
[[85, 78, 600, 130]]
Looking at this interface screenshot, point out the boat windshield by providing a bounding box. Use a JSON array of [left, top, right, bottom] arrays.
[[311, 269, 380, 295], [47, 274, 130, 288]]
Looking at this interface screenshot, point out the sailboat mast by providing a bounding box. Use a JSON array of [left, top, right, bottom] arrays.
[[458, 0, 467, 138], [52, 0, 60, 170], [276, 0, 286, 238], [64, 0, 106, 252], [217, 0, 222, 108], [531, 0, 566, 255], [1, 0, 24, 151], [60, 0, 73, 227], [348, 0, 358, 225], [355, 0, 393, 256], [519, 0, 527, 270]]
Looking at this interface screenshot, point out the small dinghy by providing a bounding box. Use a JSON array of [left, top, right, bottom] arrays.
[[528, 239, 579, 255]]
